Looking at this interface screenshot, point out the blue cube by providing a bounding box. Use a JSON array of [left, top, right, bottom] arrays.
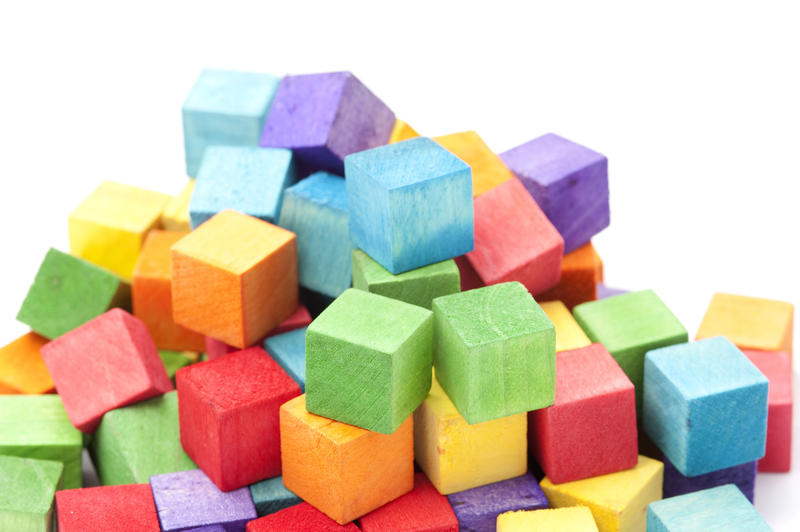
[[345, 137, 473, 274], [189, 146, 296, 229], [277, 172, 353, 297], [248, 475, 302, 517], [647, 485, 770, 531], [263, 327, 307, 392], [182, 69, 281, 177], [643, 336, 768, 476]]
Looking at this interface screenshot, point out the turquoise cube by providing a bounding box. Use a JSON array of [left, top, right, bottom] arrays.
[[345, 137, 473, 274], [263, 327, 307, 392], [249, 475, 302, 517], [189, 146, 296, 228], [643, 337, 768, 476], [182, 69, 281, 177], [647, 484, 770, 531], [277, 172, 353, 297]]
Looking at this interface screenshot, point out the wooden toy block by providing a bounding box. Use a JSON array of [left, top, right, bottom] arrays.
[[530, 343, 638, 484], [90, 391, 196, 485], [643, 337, 768, 476], [447, 473, 549, 532], [497, 507, 599, 532], [159, 349, 195, 379], [177, 346, 300, 491], [573, 290, 687, 412], [249, 476, 302, 517], [742, 349, 792, 471], [40, 308, 173, 433], [151, 469, 257, 532], [161, 179, 194, 231], [171, 210, 298, 349], [352, 249, 460, 309], [190, 146, 296, 228], [0, 455, 63, 532], [263, 327, 307, 392], [0, 395, 82, 489], [183, 68, 281, 177], [539, 301, 592, 352], [0, 332, 54, 394], [305, 289, 433, 433], [260, 71, 395, 176], [186, 527, 226, 532], [536, 242, 603, 307], [662, 455, 756, 502], [132, 230, 205, 351], [278, 172, 353, 297], [16, 248, 130, 340], [280, 394, 414, 524], [346, 138, 473, 274], [414, 375, 527, 495], [246, 502, 360, 531], [68, 180, 171, 280], [540, 455, 663, 532], [359, 472, 458, 532], [646, 484, 770, 532], [434, 130, 514, 196], [465, 177, 564, 294], [388, 119, 420, 143], [696, 292, 794, 357], [500, 133, 609, 253], [432, 282, 555, 424], [596, 283, 628, 299], [56, 484, 161, 532], [453, 255, 484, 291]]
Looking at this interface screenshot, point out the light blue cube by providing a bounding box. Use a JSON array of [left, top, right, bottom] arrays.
[[248, 475, 302, 517], [643, 337, 768, 476], [647, 484, 770, 531], [277, 172, 353, 297], [189, 146, 296, 229], [263, 327, 306, 392], [345, 137, 473, 274], [182, 69, 281, 177]]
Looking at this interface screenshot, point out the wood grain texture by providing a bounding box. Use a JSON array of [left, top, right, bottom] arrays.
[[176, 347, 300, 491], [56, 484, 161, 532], [0, 332, 54, 394], [388, 119, 420, 144], [161, 179, 194, 232], [539, 300, 592, 352], [40, 308, 173, 433], [432, 282, 555, 424], [0, 455, 63, 532], [280, 394, 414, 524], [662, 455, 756, 502], [263, 327, 307, 392], [466, 177, 564, 295], [345, 137, 474, 274], [171, 210, 298, 349], [246, 502, 359, 531], [497, 507, 599, 532], [434, 130, 514, 197], [535, 242, 602, 308], [248, 475, 302, 517]]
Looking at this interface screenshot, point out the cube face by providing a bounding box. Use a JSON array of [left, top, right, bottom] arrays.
[[56, 484, 162, 532], [497, 507, 599, 532], [161, 180, 194, 232], [662, 456, 756, 502], [305, 289, 433, 433], [500, 133, 609, 253], [388, 119, 420, 144], [643, 337, 769, 476], [183, 68, 281, 177], [346, 137, 474, 274], [277, 172, 354, 298], [247, 502, 360, 532], [539, 301, 592, 352], [0, 455, 63, 532], [646, 485, 771, 532], [536, 242, 602, 306], [434, 130, 514, 196], [263, 327, 307, 392], [190, 146, 296, 228], [249, 476, 302, 517], [0, 332, 54, 394], [433, 282, 555, 424]]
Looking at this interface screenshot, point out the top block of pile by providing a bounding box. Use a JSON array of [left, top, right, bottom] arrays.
[[346, 137, 474, 274], [260, 71, 395, 176]]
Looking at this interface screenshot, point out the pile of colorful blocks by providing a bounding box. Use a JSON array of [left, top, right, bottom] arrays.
[[0, 69, 793, 532]]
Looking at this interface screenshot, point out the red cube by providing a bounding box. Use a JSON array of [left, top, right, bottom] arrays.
[[177, 346, 301, 491], [40, 308, 172, 432], [246, 502, 359, 531], [529, 343, 638, 483], [56, 484, 161, 531]]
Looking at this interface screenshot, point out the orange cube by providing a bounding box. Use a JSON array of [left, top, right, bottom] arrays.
[[535, 242, 603, 309], [388, 120, 420, 144], [434, 131, 514, 197], [0, 332, 54, 394], [171, 210, 298, 349], [280, 395, 413, 524]]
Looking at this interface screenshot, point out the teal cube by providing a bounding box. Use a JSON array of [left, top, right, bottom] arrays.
[[432, 282, 555, 424], [647, 484, 770, 531], [249, 476, 302, 517], [263, 327, 307, 392], [0, 455, 63, 532]]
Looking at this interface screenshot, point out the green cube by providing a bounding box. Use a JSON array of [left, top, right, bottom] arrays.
[[0, 454, 63, 532], [0, 395, 82, 489], [306, 288, 433, 434], [351, 249, 460, 309], [16, 248, 130, 339], [90, 391, 196, 485], [432, 282, 555, 424], [573, 289, 688, 412], [158, 350, 195, 380]]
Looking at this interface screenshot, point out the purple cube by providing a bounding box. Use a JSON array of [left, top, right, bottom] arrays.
[[500, 133, 609, 252], [260, 71, 395, 176], [447, 473, 548, 532], [597, 282, 628, 299], [663, 456, 757, 502], [150, 469, 257, 532]]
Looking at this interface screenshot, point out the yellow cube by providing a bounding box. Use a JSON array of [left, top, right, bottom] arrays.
[[69, 181, 171, 280], [434, 131, 514, 197], [498, 507, 599, 532], [540, 455, 663, 532], [388, 119, 420, 144], [414, 375, 527, 495], [540, 300, 592, 352], [160, 180, 195, 232]]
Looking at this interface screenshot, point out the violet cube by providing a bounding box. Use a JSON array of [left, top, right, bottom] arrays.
[[663, 455, 757, 503], [500, 133, 609, 252], [260, 71, 395, 176]]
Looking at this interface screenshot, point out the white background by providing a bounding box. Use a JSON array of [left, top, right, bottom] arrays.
[[1, 1, 798, 529]]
